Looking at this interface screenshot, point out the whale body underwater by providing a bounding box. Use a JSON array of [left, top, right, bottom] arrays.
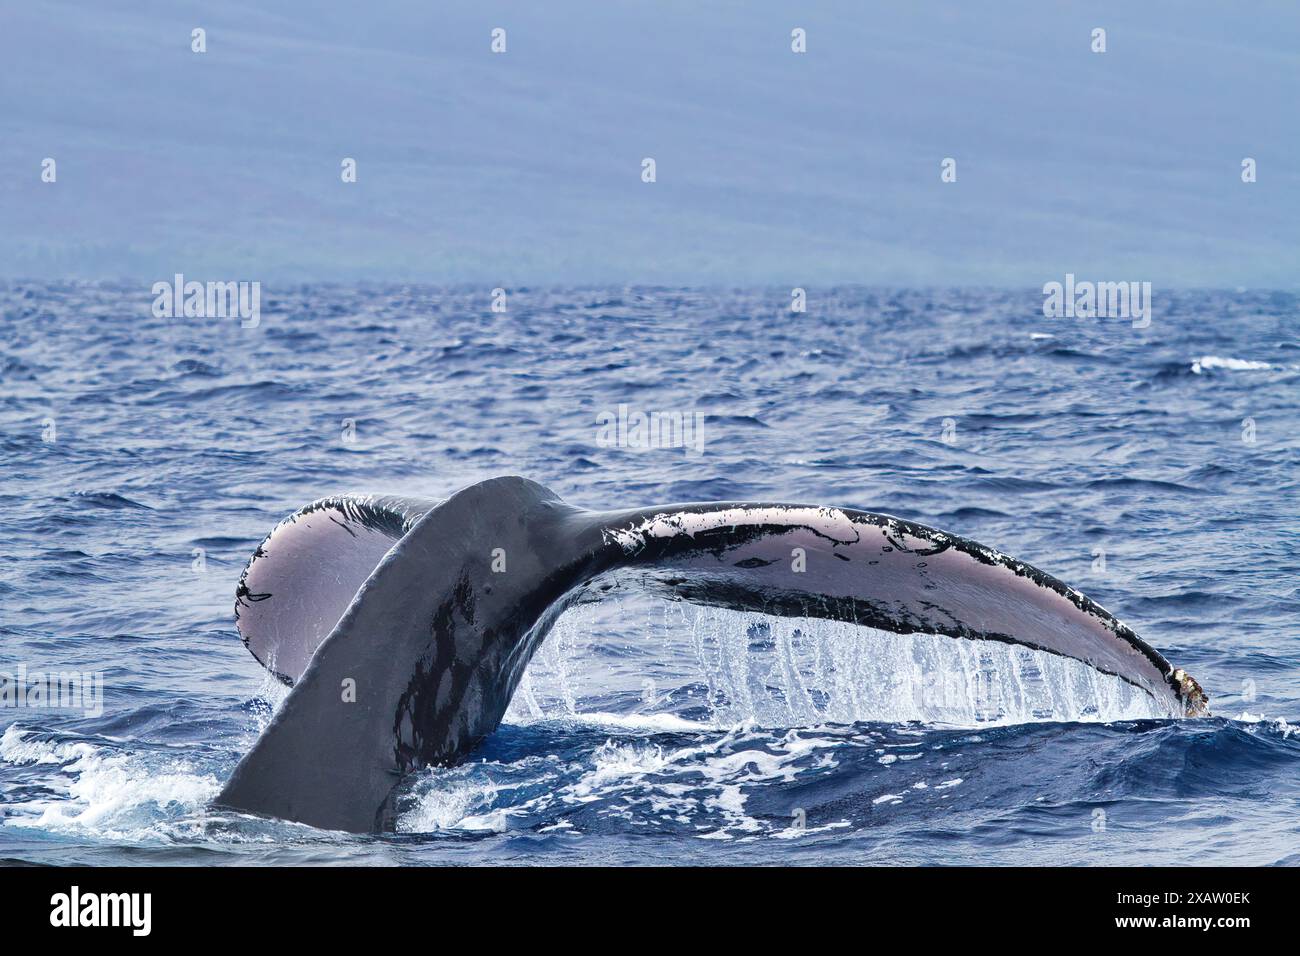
[[215, 476, 1209, 833]]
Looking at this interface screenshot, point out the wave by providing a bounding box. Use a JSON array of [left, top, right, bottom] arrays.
[[393, 721, 871, 838], [68, 491, 152, 510], [1190, 355, 1285, 374], [391, 714, 1300, 843], [5, 710, 1297, 851], [0, 725, 220, 840]]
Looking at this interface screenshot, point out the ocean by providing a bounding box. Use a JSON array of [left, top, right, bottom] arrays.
[[1, 283, 1297, 865]]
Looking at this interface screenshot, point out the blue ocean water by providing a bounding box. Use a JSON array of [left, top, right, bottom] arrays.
[[1, 283, 1297, 865]]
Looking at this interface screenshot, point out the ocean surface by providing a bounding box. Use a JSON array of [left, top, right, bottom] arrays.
[[1, 283, 1297, 866]]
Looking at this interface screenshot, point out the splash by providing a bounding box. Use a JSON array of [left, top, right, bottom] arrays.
[[508, 599, 1174, 729], [0, 725, 220, 840], [1190, 355, 1284, 374]]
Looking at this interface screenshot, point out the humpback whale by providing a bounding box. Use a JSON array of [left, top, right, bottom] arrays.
[[215, 476, 1208, 833]]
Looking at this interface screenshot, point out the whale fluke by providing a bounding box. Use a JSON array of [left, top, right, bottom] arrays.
[[233, 494, 440, 685], [215, 476, 1208, 833]]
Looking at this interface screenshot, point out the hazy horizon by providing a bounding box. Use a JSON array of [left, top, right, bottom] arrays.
[[3, 1, 1297, 287]]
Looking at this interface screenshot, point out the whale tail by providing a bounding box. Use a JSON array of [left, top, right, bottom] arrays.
[[215, 476, 1207, 833]]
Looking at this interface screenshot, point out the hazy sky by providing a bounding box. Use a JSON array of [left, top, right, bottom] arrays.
[[2, 1, 1297, 286]]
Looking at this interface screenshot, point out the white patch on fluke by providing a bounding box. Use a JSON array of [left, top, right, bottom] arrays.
[[603, 506, 860, 554]]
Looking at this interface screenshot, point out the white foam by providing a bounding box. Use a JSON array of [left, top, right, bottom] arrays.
[[1190, 355, 1276, 374], [771, 820, 851, 840], [397, 723, 859, 839], [526, 710, 713, 735], [1232, 713, 1297, 739], [0, 725, 220, 840]]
